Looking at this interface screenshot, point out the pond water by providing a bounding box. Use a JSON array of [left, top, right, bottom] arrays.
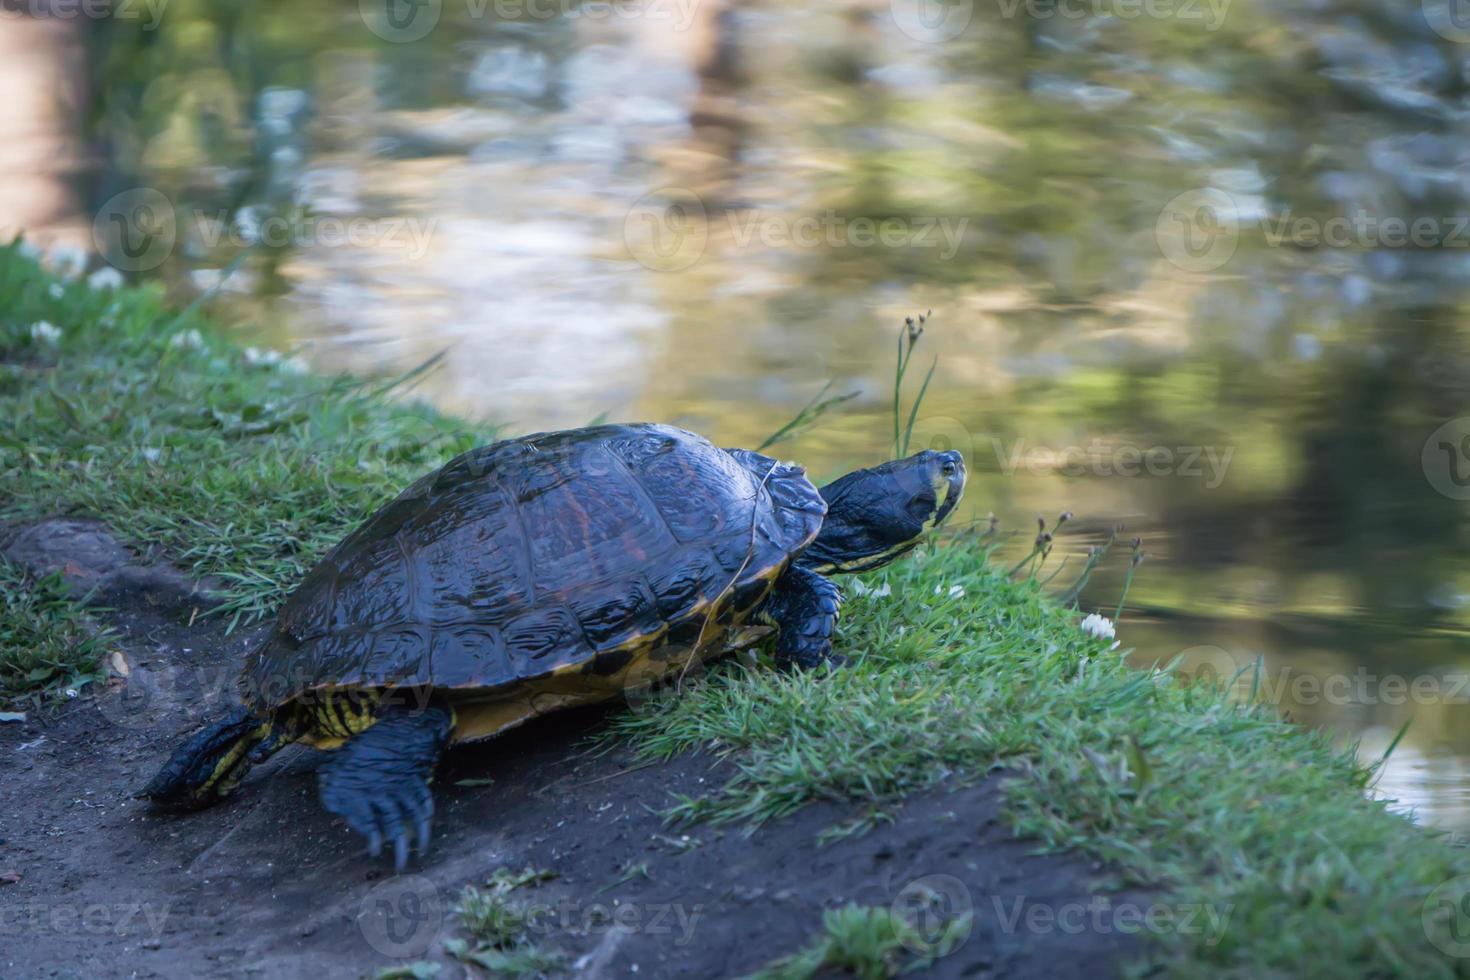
[[7, 0, 1470, 829]]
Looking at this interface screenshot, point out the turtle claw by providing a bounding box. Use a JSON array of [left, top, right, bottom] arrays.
[[416, 803, 433, 856], [316, 704, 452, 873]]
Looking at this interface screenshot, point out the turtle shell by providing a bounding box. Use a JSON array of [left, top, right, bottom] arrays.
[[239, 424, 827, 725]]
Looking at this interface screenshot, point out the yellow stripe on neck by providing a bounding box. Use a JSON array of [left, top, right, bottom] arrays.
[[304, 688, 382, 748]]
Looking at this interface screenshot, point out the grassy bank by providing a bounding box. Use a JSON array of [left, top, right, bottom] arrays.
[[2, 243, 1468, 977]]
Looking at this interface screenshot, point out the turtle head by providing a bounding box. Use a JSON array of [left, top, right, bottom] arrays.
[[139, 706, 277, 810], [799, 449, 966, 574]]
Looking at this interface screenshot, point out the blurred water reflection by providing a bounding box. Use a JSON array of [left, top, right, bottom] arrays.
[[9, 0, 1470, 829]]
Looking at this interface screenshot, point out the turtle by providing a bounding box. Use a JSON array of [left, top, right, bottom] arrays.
[[142, 423, 966, 869]]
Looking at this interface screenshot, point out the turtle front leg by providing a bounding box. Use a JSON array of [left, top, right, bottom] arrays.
[[759, 565, 845, 670], [318, 699, 454, 872]]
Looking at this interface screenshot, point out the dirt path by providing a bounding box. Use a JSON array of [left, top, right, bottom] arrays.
[[1, 521, 1149, 979]]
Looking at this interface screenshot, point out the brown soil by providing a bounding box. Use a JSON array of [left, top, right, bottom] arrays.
[[1, 520, 1149, 979]]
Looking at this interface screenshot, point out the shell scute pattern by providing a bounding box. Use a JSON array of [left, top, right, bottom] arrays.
[[241, 424, 826, 710]]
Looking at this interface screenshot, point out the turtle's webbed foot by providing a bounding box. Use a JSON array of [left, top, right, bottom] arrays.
[[762, 566, 847, 672], [317, 703, 452, 872]]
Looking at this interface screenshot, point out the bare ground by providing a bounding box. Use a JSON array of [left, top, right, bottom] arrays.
[[1, 520, 1150, 979]]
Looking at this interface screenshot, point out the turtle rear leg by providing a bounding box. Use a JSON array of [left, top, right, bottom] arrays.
[[141, 706, 278, 809], [317, 700, 454, 872], [759, 565, 846, 670]]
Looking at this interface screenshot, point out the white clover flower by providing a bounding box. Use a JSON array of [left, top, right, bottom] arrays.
[[168, 329, 205, 351], [1080, 612, 1122, 650], [30, 321, 61, 345], [243, 346, 283, 367], [850, 579, 892, 599], [87, 267, 124, 291], [47, 243, 88, 280]]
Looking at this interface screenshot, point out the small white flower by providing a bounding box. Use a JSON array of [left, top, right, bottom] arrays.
[[168, 329, 205, 351], [141, 447, 163, 463], [850, 579, 892, 599], [87, 267, 125, 291], [933, 584, 966, 599], [243, 346, 282, 367], [280, 355, 309, 375], [30, 321, 61, 344], [48, 283, 65, 299], [1080, 612, 1121, 650], [47, 243, 88, 280]]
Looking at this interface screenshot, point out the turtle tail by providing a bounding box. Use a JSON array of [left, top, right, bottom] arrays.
[[139, 705, 280, 810]]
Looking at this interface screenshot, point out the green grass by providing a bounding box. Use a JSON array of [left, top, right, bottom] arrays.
[[745, 904, 960, 980], [613, 541, 1470, 976], [448, 867, 562, 977], [0, 242, 494, 629], [0, 557, 113, 706], [3, 244, 1468, 976]]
